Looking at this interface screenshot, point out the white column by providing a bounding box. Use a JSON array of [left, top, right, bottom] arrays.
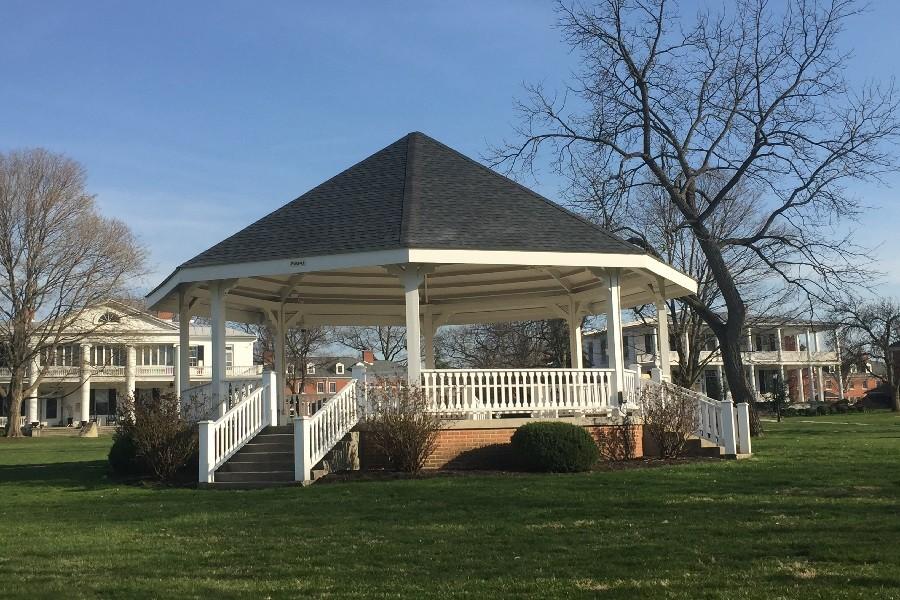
[[835, 329, 845, 400], [402, 268, 424, 385], [776, 327, 783, 362], [655, 297, 671, 381], [209, 280, 227, 417], [423, 308, 436, 370], [178, 288, 192, 395], [605, 269, 625, 403], [797, 367, 805, 402], [746, 327, 753, 352], [748, 364, 757, 400], [273, 311, 286, 416], [125, 345, 136, 399], [173, 344, 181, 398], [806, 328, 815, 402], [568, 297, 583, 369], [80, 343, 91, 424], [817, 366, 826, 403], [27, 354, 40, 423], [716, 365, 724, 399]]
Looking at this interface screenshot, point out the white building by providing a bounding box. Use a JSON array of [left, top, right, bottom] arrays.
[[3, 302, 258, 427], [583, 318, 842, 402]]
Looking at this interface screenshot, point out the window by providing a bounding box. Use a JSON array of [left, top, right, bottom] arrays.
[[768, 334, 777, 351], [307, 364, 315, 375], [91, 345, 125, 366], [43, 345, 80, 366], [226, 345, 234, 369], [644, 334, 654, 355], [316, 382, 325, 394], [863, 379, 869, 389], [137, 345, 173, 366], [329, 382, 337, 394], [98, 311, 120, 324], [44, 398, 58, 420], [335, 363, 345, 375], [189, 345, 204, 367]]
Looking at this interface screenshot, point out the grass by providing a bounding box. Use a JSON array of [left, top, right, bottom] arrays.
[[1, 414, 899, 599]]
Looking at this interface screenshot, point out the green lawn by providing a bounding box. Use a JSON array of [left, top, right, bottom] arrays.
[[1, 414, 899, 599]]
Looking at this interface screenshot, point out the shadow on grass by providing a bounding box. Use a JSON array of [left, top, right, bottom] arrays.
[[0, 460, 111, 490]]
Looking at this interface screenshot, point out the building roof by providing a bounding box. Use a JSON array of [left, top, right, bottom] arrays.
[[180, 131, 643, 269], [187, 324, 256, 339]]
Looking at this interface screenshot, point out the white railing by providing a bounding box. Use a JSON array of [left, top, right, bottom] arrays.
[[188, 365, 263, 379], [294, 379, 361, 482], [183, 377, 263, 421], [91, 365, 126, 377], [135, 365, 175, 377], [636, 375, 751, 457], [198, 371, 277, 483], [420, 368, 615, 418], [43, 366, 81, 378], [0, 416, 28, 428]]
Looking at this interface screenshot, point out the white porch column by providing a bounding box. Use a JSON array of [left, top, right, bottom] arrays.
[[835, 329, 845, 400], [817, 366, 826, 403], [746, 327, 753, 352], [776, 327, 784, 362], [27, 354, 40, 423], [173, 345, 181, 398], [568, 297, 583, 369], [655, 297, 671, 381], [748, 364, 757, 400], [273, 311, 286, 415], [605, 269, 625, 403], [797, 367, 805, 402], [80, 343, 91, 424], [716, 365, 724, 399], [423, 308, 436, 370], [401, 267, 425, 385], [806, 328, 816, 402], [178, 288, 192, 395], [209, 280, 228, 417], [125, 345, 136, 399]]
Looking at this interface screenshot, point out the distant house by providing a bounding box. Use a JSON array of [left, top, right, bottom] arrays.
[[583, 317, 841, 402], [287, 350, 404, 414]]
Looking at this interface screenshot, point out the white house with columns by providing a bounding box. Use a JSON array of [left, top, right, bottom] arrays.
[[584, 318, 842, 402], [145, 132, 750, 485], [2, 301, 258, 428]]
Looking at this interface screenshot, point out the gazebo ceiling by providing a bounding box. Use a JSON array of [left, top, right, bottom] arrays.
[[146, 132, 697, 325]]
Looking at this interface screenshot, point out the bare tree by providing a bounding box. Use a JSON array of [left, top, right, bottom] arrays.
[[832, 297, 900, 411], [438, 320, 571, 368], [0, 149, 146, 437], [492, 0, 899, 433], [335, 326, 406, 362]]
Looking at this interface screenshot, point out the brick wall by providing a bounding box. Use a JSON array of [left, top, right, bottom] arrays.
[[358, 420, 644, 471]]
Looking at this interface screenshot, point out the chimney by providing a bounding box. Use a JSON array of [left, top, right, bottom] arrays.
[[362, 350, 376, 364]]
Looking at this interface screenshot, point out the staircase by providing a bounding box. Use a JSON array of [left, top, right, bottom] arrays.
[[211, 425, 295, 489]]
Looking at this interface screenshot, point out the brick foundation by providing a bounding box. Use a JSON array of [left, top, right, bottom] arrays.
[[358, 418, 644, 471]]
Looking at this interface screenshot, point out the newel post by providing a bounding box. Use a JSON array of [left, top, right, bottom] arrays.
[[263, 369, 278, 426], [198, 420, 215, 484], [736, 402, 752, 455], [293, 416, 312, 483], [718, 394, 738, 457]]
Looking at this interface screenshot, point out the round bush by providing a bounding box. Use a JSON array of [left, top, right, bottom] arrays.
[[815, 405, 828, 416], [511, 422, 599, 472], [108, 431, 148, 478]]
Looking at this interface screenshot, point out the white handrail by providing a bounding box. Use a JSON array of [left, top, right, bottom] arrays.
[[421, 368, 613, 418], [198, 371, 277, 483], [293, 379, 361, 482]]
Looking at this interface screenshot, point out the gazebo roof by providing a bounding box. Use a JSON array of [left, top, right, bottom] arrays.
[[183, 132, 643, 269], [147, 132, 697, 327]]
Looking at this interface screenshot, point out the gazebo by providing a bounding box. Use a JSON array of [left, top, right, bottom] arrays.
[[146, 132, 720, 483]]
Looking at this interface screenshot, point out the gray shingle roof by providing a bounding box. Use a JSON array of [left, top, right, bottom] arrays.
[[182, 132, 643, 268]]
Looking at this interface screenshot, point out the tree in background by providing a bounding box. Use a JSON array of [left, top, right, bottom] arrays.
[[0, 149, 146, 437], [335, 326, 406, 362], [493, 0, 898, 433], [437, 319, 571, 369], [832, 298, 900, 411]]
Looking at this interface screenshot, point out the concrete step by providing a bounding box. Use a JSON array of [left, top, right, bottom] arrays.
[[218, 457, 295, 473], [262, 425, 293, 435], [206, 481, 297, 490], [238, 441, 293, 453], [214, 470, 294, 483]]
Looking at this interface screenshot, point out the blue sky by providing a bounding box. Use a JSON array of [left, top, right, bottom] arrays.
[[2, 1, 899, 296]]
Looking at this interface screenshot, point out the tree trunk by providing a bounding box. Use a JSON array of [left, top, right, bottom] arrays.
[[5, 371, 25, 438]]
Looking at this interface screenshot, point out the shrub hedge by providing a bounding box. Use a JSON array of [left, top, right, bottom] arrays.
[[511, 422, 599, 472]]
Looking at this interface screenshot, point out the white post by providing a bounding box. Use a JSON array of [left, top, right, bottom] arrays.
[[655, 296, 671, 381], [209, 280, 227, 417], [27, 354, 40, 424], [125, 345, 136, 400], [79, 343, 91, 424], [605, 269, 625, 405], [273, 311, 286, 418], [736, 402, 752, 455], [352, 362, 368, 418], [173, 344, 181, 397], [423, 308, 436, 370], [797, 367, 805, 403], [835, 328, 845, 400], [718, 397, 737, 457], [263, 369, 278, 426], [178, 288, 192, 395], [817, 366, 826, 403], [748, 364, 758, 401], [293, 416, 312, 482], [402, 267, 424, 385], [198, 421, 215, 483], [716, 365, 724, 400], [776, 327, 784, 362]]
